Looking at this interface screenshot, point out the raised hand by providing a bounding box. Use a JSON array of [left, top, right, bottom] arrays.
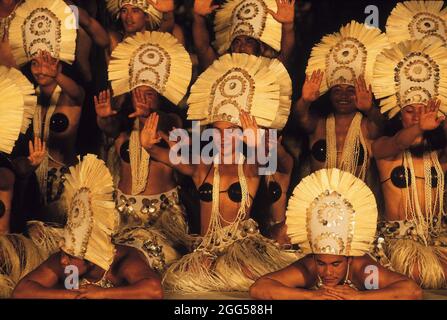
[[419, 99, 445, 131], [354, 75, 373, 112], [129, 87, 151, 119], [268, 0, 295, 24], [94, 89, 117, 118], [194, 0, 219, 16], [141, 112, 162, 150], [301, 70, 324, 103], [240, 110, 262, 149], [39, 50, 60, 78], [147, 0, 175, 13], [28, 137, 46, 167]]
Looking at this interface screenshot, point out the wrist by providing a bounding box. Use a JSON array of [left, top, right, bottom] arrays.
[[193, 12, 207, 19], [282, 22, 294, 31]]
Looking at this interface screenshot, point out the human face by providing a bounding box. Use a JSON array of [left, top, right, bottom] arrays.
[[120, 4, 147, 34], [314, 254, 350, 287], [330, 85, 357, 114], [212, 121, 242, 157], [401, 103, 425, 129], [230, 35, 261, 55], [59, 251, 91, 276], [133, 85, 160, 116], [30, 58, 56, 86]]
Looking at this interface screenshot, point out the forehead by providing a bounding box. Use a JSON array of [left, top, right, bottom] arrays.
[[316, 254, 346, 263], [121, 4, 143, 11], [233, 35, 258, 42], [213, 121, 239, 129], [403, 103, 425, 110], [332, 84, 354, 91], [136, 85, 157, 93]]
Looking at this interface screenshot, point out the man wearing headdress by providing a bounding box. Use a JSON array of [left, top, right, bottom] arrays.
[[192, 0, 295, 70], [11, 155, 163, 299], [250, 169, 422, 300]]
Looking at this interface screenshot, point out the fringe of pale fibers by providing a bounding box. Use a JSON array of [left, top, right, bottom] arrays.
[[27, 221, 63, 259], [213, 234, 298, 291], [162, 249, 227, 293], [0, 234, 45, 297], [152, 202, 193, 249], [162, 232, 299, 293], [113, 225, 181, 269], [386, 238, 447, 289]]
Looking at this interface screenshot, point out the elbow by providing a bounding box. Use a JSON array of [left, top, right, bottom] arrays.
[[249, 279, 266, 300], [11, 283, 27, 299], [142, 278, 164, 300], [409, 283, 423, 300]]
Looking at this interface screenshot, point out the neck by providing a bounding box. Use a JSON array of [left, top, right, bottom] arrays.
[[39, 82, 58, 98], [333, 112, 356, 122]]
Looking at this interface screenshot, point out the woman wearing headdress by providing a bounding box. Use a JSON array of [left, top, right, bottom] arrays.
[[10, 155, 163, 299], [94, 31, 192, 272], [9, 0, 84, 223], [192, 0, 295, 70], [370, 2, 447, 290], [140, 53, 297, 292], [295, 21, 388, 182], [250, 168, 422, 300], [0, 66, 35, 234]]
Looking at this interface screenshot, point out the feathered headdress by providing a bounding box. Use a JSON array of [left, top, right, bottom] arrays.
[[187, 53, 291, 129], [0, 66, 36, 154], [61, 155, 119, 271], [306, 20, 389, 95], [373, 39, 447, 117], [214, 0, 281, 55], [286, 168, 378, 257], [386, 1, 447, 46], [108, 31, 192, 105], [106, 0, 162, 30], [9, 0, 77, 66]]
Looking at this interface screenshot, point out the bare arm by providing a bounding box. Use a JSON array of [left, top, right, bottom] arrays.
[[94, 90, 122, 138], [325, 256, 423, 300], [353, 76, 384, 140], [193, 0, 219, 70], [77, 6, 110, 48], [78, 249, 163, 300], [250, 258, 342, 300], [141, 112, 197, 177], [294, 70, 323, 134], [276, 136, 293, 174], [269, 0, 295, 67], [149, 0, 175, 34], [12, 253, 79, 299], [373, 100, 444, 159]]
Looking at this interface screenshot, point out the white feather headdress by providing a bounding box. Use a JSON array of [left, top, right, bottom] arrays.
[[306, 20, 389, 95], [286, 168, 378, 257], [187, 53, 291, 129], [373, 39, 447, 118], [106, 0, 162, 30], [386, 1, 447, 46], [0, 67, 36, 154], [61, 154, 119, 271], [9, 0, 77, 66], [214, 0, 281, 55], [108, 31, 192, 105]]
